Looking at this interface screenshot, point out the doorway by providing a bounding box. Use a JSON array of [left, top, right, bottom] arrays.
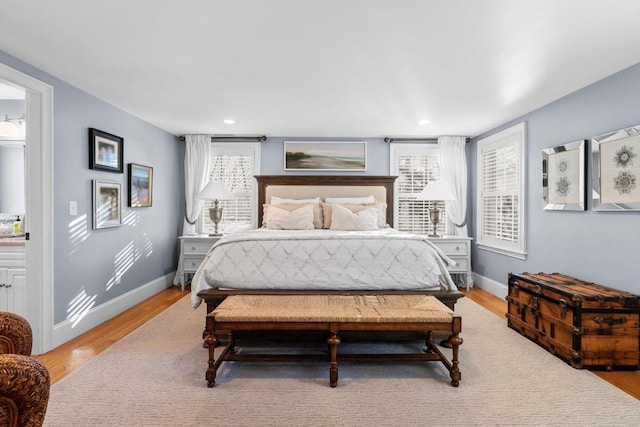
[[0, 62, 53, 354]]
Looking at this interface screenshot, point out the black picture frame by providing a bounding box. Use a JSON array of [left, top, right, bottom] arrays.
[[89, 128, 124, 173], [128, 163, 153, 207]]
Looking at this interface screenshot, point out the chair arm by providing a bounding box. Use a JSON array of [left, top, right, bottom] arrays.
[[0, 312, 32, 356], [0, 354, 50, 427]]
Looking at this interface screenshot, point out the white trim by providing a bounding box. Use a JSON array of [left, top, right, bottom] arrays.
[[0, 62, 54, 354], [472, 272, 508, 299], [476, 122, 527, 260], [50, 273, 174, 352]]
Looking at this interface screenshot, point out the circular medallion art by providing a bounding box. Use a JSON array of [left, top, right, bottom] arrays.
[[555, 176, 570, 197], [557, 160, 568, 173], [613, 171, 637, 195], [613, 145, 636, 168]]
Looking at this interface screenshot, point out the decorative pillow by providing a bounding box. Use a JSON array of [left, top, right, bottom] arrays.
[[329, 204, 379, 231], [321, 202, 387, 229], [263, 203, 323, 229], [271, 196, 321, 204], [264, 204, 315, 230], [324, 195, 375, 204]]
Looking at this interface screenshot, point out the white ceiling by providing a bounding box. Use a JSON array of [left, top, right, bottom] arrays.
[[0, 0, 639, 138]]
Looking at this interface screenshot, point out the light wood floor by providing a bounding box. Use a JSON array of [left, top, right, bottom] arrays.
[[36, 286, 639, 400]]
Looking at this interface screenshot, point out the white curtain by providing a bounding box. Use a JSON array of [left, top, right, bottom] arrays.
[[173, 134, 211, 285], [438, 136, 468, 238]]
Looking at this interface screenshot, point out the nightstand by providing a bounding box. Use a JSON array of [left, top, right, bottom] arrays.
[[177, 235, 221, 290], [426, 236, 473, 291]]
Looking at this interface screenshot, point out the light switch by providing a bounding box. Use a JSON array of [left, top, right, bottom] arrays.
[[69, 201, 78, 216]]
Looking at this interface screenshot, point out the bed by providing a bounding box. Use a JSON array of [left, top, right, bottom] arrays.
[[192, 175, 465, 316]]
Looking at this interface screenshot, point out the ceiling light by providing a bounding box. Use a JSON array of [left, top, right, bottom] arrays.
[[418, 120, 430, 125], [223, 119, 235, 124], [0, 115, 19, 137]]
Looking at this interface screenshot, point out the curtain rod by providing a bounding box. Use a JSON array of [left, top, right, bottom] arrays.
[[178, 135, 267, 142], [384, 137, 471, 144]]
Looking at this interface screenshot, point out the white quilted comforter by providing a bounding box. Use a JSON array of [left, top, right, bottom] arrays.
[[191, 229, 457, 308]]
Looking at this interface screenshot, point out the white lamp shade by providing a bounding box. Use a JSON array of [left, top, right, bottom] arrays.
[[197, 180, 233, 200], [416, 181, 456, 201]]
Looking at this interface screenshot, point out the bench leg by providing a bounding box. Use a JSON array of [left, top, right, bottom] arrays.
[[449, 332, 463, 387], [205, 333, 218, 387], [327, 333, 341, 387]]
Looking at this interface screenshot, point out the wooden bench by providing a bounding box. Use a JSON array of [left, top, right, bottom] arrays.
[[204, 294, 462, 388]]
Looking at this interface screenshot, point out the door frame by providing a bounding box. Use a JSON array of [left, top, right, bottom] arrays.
[[0, 62, 54, 354]]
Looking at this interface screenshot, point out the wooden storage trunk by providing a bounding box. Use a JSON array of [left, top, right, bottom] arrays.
[[506, 272, 639, 370]]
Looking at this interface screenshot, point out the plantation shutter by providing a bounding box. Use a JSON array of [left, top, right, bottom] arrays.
[[200, 144, 259, 234], [481, 143, 519, 242], [391, 145, 444, 235], [476, 122, 526, 259]]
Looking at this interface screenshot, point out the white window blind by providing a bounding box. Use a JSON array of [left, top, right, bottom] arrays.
[[476, 122, 526, 259], [390, 144, 445, 235], [199, 143, 260, 234]]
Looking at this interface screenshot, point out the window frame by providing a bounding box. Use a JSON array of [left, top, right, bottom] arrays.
[[198, 142, 261, 234], [476, 122, 527, 259], [389, 143, 445, 235]]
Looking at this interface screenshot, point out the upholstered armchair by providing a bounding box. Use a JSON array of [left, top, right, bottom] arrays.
[[0, 311, 50, 427]]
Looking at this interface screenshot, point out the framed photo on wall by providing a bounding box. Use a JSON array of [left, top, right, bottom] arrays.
[[128, 163, 153, 207], [592, 124, 640, 211], [89, 128, 124, 173], [93, 180, 122, 229], [542, 139, 586, 210], [284, 141, 367, 171]]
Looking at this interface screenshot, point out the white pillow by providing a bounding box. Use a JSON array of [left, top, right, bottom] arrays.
[[271, 196, 321, 205], [325, 195, 375, 204], [329, 204, 379, 231], [321, 202, 387, 229], [264, 204, 315, 230]]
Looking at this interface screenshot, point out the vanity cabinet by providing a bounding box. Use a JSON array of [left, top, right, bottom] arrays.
[[0, 243, 27, 317]]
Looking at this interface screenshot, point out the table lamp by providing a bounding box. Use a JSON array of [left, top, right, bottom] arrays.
[[416, 181, 455, 237], [197, 180, 233, 236]]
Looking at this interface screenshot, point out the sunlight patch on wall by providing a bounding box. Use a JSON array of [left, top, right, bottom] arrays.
[[66, 288, 96, 327], [122, 210, 139, 227], [67, 214, 89, 255]]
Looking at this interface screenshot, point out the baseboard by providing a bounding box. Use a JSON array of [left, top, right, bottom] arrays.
[[472, 273, 508, 299], [51, 272, 175, 351]]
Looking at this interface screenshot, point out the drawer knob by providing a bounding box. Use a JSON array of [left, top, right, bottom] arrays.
[[455, 246, 460, 251], [191, 246, 197, 251]]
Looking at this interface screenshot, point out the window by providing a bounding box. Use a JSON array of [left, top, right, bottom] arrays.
[[390, 144, 445, 235], [199, 143, 260, 234], [476, 122, 526, 259]]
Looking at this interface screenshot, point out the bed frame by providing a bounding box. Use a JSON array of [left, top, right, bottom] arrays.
[[197, 175, 464, 315]]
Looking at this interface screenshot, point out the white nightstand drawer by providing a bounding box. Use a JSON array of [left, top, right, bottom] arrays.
[[183, 255, 206, 273], [183, 241, 215, 255], [432, 241, 469, 256], [447, 257, 469, 272]]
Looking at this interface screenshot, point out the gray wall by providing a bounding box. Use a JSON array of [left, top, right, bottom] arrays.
[[260, 136, 389, 175], [0, 49, 184, 324], [468, 63, 640, 294]]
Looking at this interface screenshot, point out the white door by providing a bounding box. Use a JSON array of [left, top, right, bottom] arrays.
[[0, 62, 53, 354]]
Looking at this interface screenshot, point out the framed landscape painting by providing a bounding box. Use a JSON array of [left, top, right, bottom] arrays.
[[284, 141, 367, 171], [592, 124, 640, 211], [128, 163, 153, 207]]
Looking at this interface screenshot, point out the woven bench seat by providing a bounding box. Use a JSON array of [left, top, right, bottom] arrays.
[[205, 294, 462, 388]]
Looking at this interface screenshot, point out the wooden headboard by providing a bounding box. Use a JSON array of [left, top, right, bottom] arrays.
[[255, 175, 398, 227]]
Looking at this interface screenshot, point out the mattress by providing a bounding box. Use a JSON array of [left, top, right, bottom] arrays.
[[191, 229, 457, 308]]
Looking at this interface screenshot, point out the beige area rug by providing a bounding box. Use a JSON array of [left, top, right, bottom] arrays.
[[44, 295, 639, 426]]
